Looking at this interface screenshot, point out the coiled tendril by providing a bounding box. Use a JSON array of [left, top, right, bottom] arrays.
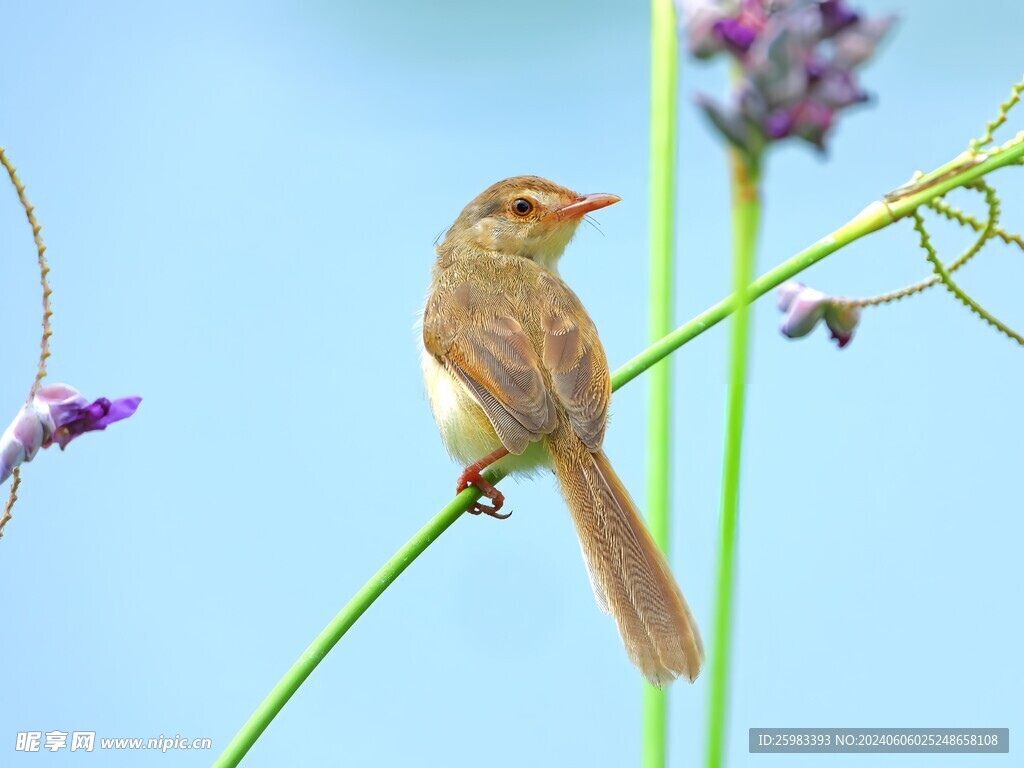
[[819, 77, 1024, 344]]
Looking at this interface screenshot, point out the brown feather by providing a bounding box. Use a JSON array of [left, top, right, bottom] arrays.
[[540, 299, 609, 450], [424, 266, 558, 454], [548, 422, 704, 686]]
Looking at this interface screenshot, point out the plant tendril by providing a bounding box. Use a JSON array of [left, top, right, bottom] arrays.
[[0, 146, 55, 540], [911, 208, 1023, 345], [971, 77, 1024, 152], [843, 181, 1000, 308]]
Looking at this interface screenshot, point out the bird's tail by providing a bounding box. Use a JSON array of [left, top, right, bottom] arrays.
[[548, 424, 703, 687]]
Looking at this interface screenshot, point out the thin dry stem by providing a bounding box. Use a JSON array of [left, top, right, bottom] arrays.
[[1, 146, 55, 539], [0, 469, 21, 540], [0, 147, 54, 398]]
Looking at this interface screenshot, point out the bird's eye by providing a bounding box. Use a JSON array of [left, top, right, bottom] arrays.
[[511, 198, 533, 216]]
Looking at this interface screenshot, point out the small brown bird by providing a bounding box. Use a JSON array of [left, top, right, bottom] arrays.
[[421, 176, 703, 686]]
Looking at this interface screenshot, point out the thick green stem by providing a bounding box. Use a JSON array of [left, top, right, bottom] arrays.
[[706, 151, 761, 768], [213, 134, 1024, 767], [642, 0, 678, 765]]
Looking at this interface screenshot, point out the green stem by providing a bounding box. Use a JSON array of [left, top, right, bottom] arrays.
[[642, 0, 678, 765], [211, 473, 501, 768], [213, 134, 1024, 767], [706, 151, 761, 768]]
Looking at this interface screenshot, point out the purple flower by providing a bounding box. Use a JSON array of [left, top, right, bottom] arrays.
[[0, 384, 141, 485], [681, 0, 773, 57], [712, 16, 761, 53], [679, 0, 894, 159], [777, 281, 861, 348], [819, 0, 859, 33], [36, 384, 142, 450]]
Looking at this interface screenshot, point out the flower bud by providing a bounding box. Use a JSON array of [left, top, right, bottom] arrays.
[[0, 384, 141, 486], [777, 281, 861, 347]]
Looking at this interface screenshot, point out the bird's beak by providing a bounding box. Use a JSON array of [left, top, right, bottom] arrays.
[[547, 193, 621, 221]]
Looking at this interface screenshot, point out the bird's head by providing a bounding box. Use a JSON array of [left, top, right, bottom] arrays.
[[439, 176, 620, 272]]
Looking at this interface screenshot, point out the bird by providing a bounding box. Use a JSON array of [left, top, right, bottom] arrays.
[[420, 176, 703, 687]]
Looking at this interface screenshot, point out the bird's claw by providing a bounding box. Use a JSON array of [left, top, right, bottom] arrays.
[[457, 468, 510, 520], [469, 500, 511, 519]]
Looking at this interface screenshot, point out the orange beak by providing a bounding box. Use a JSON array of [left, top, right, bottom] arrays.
[[548, 192, 622, 221]]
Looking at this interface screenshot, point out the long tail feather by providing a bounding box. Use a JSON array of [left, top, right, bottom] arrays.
[[549, 425, 704, 687]]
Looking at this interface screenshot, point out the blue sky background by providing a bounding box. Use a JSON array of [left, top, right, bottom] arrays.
[[1, 1, 1022, 765]]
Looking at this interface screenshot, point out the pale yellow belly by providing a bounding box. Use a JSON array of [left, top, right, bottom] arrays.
[[420, 347, 551, 476]]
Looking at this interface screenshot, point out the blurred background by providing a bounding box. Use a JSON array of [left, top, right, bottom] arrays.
[[1, 1, 1021, 765]]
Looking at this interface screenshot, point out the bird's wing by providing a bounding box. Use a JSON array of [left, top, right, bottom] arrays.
[[423, 279, 558, 455], [537, 273, 611, 452]]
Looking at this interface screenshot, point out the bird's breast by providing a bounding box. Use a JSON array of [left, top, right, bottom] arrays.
[[420, 345, 551, 475], [420, 346, 501, 465]]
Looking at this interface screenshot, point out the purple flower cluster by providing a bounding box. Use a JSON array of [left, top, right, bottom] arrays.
[[680, 0, 894, 158], [0, 384, 140, 486]]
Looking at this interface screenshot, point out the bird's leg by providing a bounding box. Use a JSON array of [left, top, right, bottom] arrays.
[[457, 447, 510, 519]]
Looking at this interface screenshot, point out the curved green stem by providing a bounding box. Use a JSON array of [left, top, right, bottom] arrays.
[[706, 150, 761, 768], [642, 0, 679, 765], [214, 133, 1024, 767], [211, 475, 500, 768]]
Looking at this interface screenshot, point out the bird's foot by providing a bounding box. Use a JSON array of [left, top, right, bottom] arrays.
[[456, 447, 511, 519]]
